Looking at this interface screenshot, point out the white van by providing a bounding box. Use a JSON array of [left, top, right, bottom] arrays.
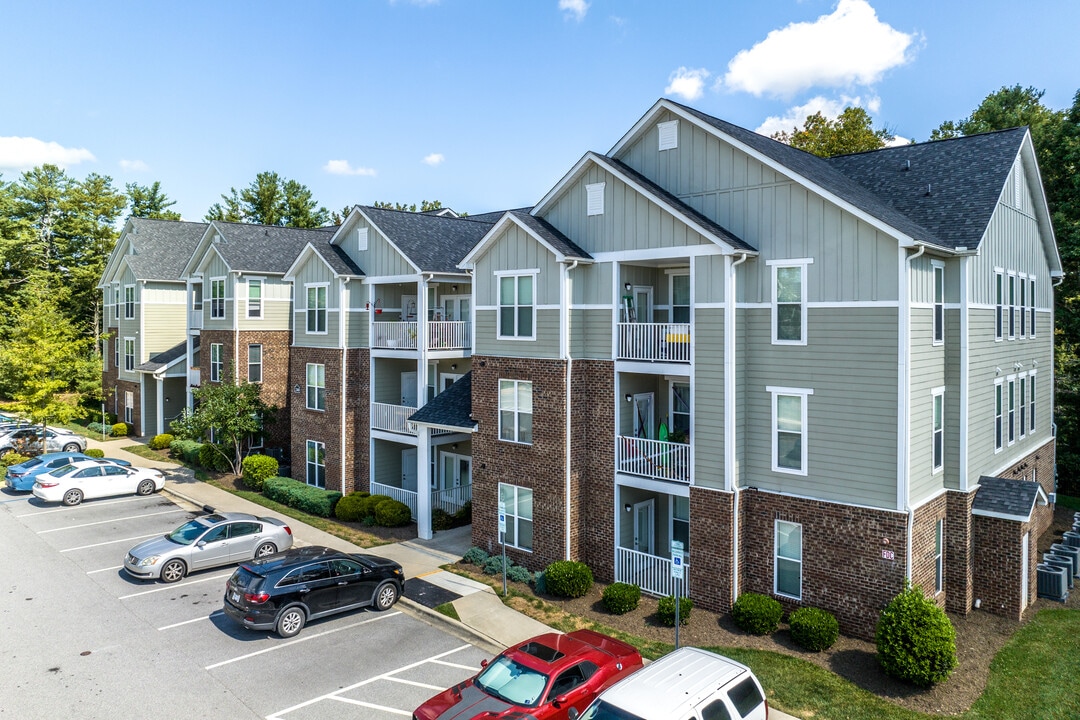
[[571, 647, 768, 720]]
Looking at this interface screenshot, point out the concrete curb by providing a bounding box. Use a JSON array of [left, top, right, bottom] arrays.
[[397, 596, 504, 657]]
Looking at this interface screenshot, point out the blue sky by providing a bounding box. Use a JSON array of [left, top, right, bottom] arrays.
[[1, 0, 1077, 221]]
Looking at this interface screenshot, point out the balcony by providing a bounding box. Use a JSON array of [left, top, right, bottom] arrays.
[[371, 402, 417, 435], [372, 322, 418, 350], [617, 323, 690, 363], [617, 436, 690, 483], [428, 320, 469, 350], [369, 481, 472, 520], [371, 320, 470, 351], [616, 546, 689, 597], [189, 308, 203, 330]]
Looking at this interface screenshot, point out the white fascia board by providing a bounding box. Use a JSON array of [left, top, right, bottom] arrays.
[[362, 273, 421, 285], [459, 211, 515, 268], [1018, 133, 1063, 276], [194, 244, 232, 277], [99, 228, 134, 288], [181, 222, 223, 279], [971, 508, 1034, 523], [327, 206, 363, 246], [349, 208, 422, 274]]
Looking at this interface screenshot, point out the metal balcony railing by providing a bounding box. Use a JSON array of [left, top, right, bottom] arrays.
[[617, 322, 690, 362], [617, 435, 690, 483]]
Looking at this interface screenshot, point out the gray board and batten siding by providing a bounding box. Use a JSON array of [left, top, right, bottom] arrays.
[[339, 218, 416, 279]]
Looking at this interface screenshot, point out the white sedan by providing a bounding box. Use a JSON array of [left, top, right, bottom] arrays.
[[32, 459, 166, 506]]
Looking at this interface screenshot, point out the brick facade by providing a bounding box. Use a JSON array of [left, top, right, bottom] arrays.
[[910, 493, 948, 607], [115, 378, 141, 435], [102, 331, 121, 422], [690, 487, 734, 613], [945, 489, 976, 614], [572, 360, 615, 579]]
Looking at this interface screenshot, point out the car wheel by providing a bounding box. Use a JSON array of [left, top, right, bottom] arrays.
[[276, 606, 306, 638], [255, 542, 277, 558], [374, 582, 399, 611], [62, 488, 83, 506], [136, 479, 155, 496], [62, 443, 80, 453], [160, 559, 186, 583]]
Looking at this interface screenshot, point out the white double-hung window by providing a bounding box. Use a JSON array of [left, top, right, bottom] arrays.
[[775, 520, 802, 599], [769, 259, 812, 345], [994, 379, 1004, 452], [306, 440, 325, 488], [994, 269, 1004, 341], [767, 386, 812, 475], [124, 285, 135, 319], [499, 379, 532, 444], [210, 343, 223, 382], [306, 363, 325, 411], [124, 338, 135, 371], [931, 387, 944, 473], [210, 278, 226, 319], [497, 272, 535, 339], [306, 284, 327, 334], [932, 261, 944, 345], [247, 278, 262, 319], [499, 483, 533, 551]]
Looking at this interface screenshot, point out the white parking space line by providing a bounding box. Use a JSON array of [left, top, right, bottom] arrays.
[[329, 697, 410, 716], [431, 658, 480, 671], [119, 572, 232, 599], [384, 677, 445, 691], [61, 532, 162, 552], [266, 642, 471, 719], [15, 496, 151, 517], [206, 612, 402, 671], [37, 509, 180, 533], [87, 565, 124, 574], [159, 612, 222, 631]]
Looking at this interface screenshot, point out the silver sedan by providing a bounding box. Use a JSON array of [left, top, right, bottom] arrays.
[[124, 510, 294, 583]]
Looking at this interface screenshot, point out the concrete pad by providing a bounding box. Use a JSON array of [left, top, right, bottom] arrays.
[[451, 589, 554, 649], [419, 570, 490, 597]]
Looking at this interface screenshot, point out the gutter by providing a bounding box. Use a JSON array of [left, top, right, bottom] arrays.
[[726, 252, 749, 600], [901, 244, 925, 582], [341, 277, 350, 492], [562, 259, 579, 560]]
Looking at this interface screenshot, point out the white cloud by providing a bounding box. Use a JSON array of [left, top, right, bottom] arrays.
[[119, 159, 149, 172], [559, 0, 589, 22], [664, 67, 711, 102], [0, 136, 95, 170], [756, 96, 847, 137], [423, 153, 445, 166], [323, 160, 377, 177], [721, 0, 916, 98], [886, 135, 910, 147]]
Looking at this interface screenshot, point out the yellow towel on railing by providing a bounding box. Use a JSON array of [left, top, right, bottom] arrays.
[[666, 333, 690, 343]]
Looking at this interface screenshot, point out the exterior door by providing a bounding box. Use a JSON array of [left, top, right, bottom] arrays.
[[633, 499, 655, 555], [401, 371, 417, 407], [1021, 531, 1030, 611], [402, 295, 418, 321], [401, 447, 417, 492], [633, 286, 653, 324], [440, 452, 471, 491], [632, 393, 654, 439]]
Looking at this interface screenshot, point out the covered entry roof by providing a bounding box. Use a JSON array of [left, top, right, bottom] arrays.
[[972, 476, 1048, 522]]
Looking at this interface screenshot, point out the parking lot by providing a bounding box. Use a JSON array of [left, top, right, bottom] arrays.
[[0, 486, 490, 719]]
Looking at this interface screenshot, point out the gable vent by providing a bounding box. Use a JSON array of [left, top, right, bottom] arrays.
[[357, 227, 369, 251], [586, 182, 605, 216], [658, 120, 679, 151]]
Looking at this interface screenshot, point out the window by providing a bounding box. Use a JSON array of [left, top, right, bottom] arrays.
[[768, 386, 812, 474], [671, 273, 690, 324], [113, 336, 119, 371], [1030, 279, 1036, 337], [498, 274, 534, 339], [932, 388, 944, 472], [1007, 377, 1016, 445], [1029, 373, 1036, 432], [994, 270, 1004, 340], [994, 380, 1003, 452], [671, 495, 689, 554], [775, 520, 802, 599], [770, 260, 811, 344], [657, 120, 679, 151], [210, 278, 226, 319], [670, 382, 690, 438], [934, 519, 944, 594], [306, 440, 325, 488], [306, 363, 325, 411], [247, 279, 262, 319], [1008, 273, 1016, 339], [101, 339, 108, 371], [499, 483, 533, 551], [499, 379, 532, 444], [932, 262, 944, 344], [124, 285, 135, 319], [306, 284, 327, 334], [586, 182, 605, 216], [113, 287, 120, 322], [1019, 277, 1027, 337], [1019, 375, 1027, 438], [210, 343, 223, 383], [247, 344, 262, 383], [124, 338, 135, 371], [124, 391, 134, 424]]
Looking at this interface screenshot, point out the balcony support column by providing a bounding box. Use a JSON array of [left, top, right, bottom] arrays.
[[416, 426, 432, 540]]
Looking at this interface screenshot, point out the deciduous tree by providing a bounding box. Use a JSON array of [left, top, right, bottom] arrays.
[[772, 107, 895, 158], [170, 377, 276, 475]]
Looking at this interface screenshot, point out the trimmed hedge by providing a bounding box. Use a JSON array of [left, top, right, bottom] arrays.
[[148, 433, 174, 450], [241, 454, 278, 491], [602, 583, 641, 615], [87, 422, 113, 437], [335, 491, 371, 522], [876, 584, 958, 686], [732, 592, 783, 635], [357, 493, 392, 519], [262, 476, 342, 518], [375, 499, 412, 527], [658, 595, 693, 626], [1, 451, 30, 467], [789, 607, 839, 651], [462, 546, 490, 565], [198, 443, 231, 472], [84, 448, 105, 459], [169, 439, 202, 465], [543, 560, 593, 598], [111, 422, 128, 437]]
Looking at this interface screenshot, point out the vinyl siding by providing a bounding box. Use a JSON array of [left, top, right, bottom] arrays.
[[202, 253, 233, 331], [373, 440, 406, 488], [694, 308, 725, 490], [970, 181, 1048, 307], [571, 262, 612, 306], [238, 276, 291, 331], [474, 309, 561, 359], [473, 224, 561, 307], [908, 307, 948, 502], [347, 217, 415, 278], [142, 303, 187, 356], [569, 309, 612, 359]]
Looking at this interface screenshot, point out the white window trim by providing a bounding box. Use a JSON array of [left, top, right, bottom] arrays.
[[114, 336, 120, 371], [210, 343, 223, 383], [247, 344, 262, 384], [931, 386, 945, 474], [306, 362, 325, 411], [994, 269, 1004, 342], [1007, 272, 1016, 340], [1029, 371, 1037, 433], [498, 379, 532, 445], [934, 519, 944, 595], [767, 258, 813, 346], [1018, 371, 1028, 439], [356, 226, 368, 251], [496, 272, 537, 341], [210, 277, 227, 320], [113, 287, 120, 322], [1018, 274, 1028, 338], [657, 120, 678, 151], [124, 284, 135, 319], [994, 378, 1004, 453], [123, 337, 135, 372], [767, 385, 813, 476], [124, 391, 134, 424], [932, 261, 944, 346], [306, 439, 325, 488], [305, 283, 329, 335], [774, 519, 803, 601], [586, 182, 605, 216], [1007, 375, 1016, 446], [1029, 278, 1036, 338], [247, 278, 263, 320], [498, 482, 533, 552]]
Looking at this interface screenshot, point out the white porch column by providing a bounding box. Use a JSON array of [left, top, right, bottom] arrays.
[[138, 374, 147, 437], [156, 374, 164, 437], [416, 427, 433, 540]]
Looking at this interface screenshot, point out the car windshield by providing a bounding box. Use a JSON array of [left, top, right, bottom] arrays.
[[47, 464, 76, 477], [474, 656, 550, 708], [167, 519, 211, 545], [20, 458, 43, 469], [578, 700, 646, 720]]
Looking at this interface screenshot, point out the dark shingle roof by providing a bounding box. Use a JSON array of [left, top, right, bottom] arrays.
[[211, 222, 339, 274], [826, 128, 1027, 250], [357, 207, 497, 273], [408, 372, 476, 431], [125, 218, 208, 281], [135, 340, 188, 373], [509, 210, 592, 260], [317, 243, 364, 277], [973, 476, 1046, 520]]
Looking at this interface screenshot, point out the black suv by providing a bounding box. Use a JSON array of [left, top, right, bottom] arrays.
[[222, 545, 404, 637]]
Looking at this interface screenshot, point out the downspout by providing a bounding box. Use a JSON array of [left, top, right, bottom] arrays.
[[727, 252, 749, 600], [902, 244, 925, 582], [340, 278, 349, 492], [233, 271, 241, 384], [563, 260, 579, 560]]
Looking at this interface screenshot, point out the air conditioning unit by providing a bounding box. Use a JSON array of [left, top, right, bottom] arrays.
[[1063, 531, 1080, 549], [1042, 554, 1075, 589], [1050, 543, 1080, 577], [1037, 563, 1069, 602]]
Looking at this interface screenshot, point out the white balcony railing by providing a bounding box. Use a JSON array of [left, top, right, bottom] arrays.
[[372, 320, 470, 351], [372, 321, 418, 349], [617, 322, 690, 362], [371, 402, 417, 435], [428, 321, 470, 350], [432, 483, 472, 515], [189, 309, 203, 330], [189, 368, 200, 386], [616, 546, 689, 598], [617, 436, 690, 483], [371, 482, 417, 518]]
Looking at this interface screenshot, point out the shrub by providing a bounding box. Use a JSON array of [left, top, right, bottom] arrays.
[[462, 547, 490, 565], [84, 448, 105, 458], [658, 595, 693, 626], [198, 443, 231, 472], [262, 476, 342, 518], [602, 583, 641, 615], [483, 555, 508, 575], [543, 560, 593, 598], [241, 454, 279, 490], [111, 422, 128, 437], [507, 564, 533, 584], [454, 500, 472, 525], [335, 491, 371, 522], [1, 451, 30, 467], [533, 571, 546, 594], [375, 499, 412, 527], [87, 422, 113, 437], [357, 494, 392, 520], [732, 593, 783, 635], [148, 433, 174, 450], [432, 508, 454, 531], [169, 439, 202, 465], [789, 607, 839, 651], [876, 584, 958, 686]]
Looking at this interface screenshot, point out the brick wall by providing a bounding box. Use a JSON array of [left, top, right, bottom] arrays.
[[972, 514, 1032, 620], [945, 489, 975, 614], [116, 378, 141, 435], [910, 494, 948, 607], [691, 487, 734, 613], [573, 360, 615, 579], [740, 489, 908, 640]]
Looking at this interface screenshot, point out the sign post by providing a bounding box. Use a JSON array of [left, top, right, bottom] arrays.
[[498, 501, 507, 597], [671, 540, 685, 649]]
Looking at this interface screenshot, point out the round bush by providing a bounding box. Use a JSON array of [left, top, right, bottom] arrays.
[[241, 454, 279, 491], [111, 422, 128, 437], [334, 491, 371, 522], [658, 595, 693, 626], [357, 493, 392, 519], [876, 584, 958, 686], [462, 546, 490, 565], [1, 451, 30, 467], [84, 448, 105, 459], [543, 560, 593, 598], [601, 583, 641, 615], [732, 592, 783, 635], [533, 571, 547, 594], [198, 443, 231, 472], [789, 607, 839, 651], [432, 508, 454, 531], [506, 564, 533, 584], [148, 433, 174, 450], [483, 555, 508, 575], [374, 499, 412, 527]]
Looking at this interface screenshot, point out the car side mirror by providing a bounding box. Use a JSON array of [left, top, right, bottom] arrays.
[[552, 694, 569, 708], [196, 540, 207, 548], [480, 659, 489, 669]]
